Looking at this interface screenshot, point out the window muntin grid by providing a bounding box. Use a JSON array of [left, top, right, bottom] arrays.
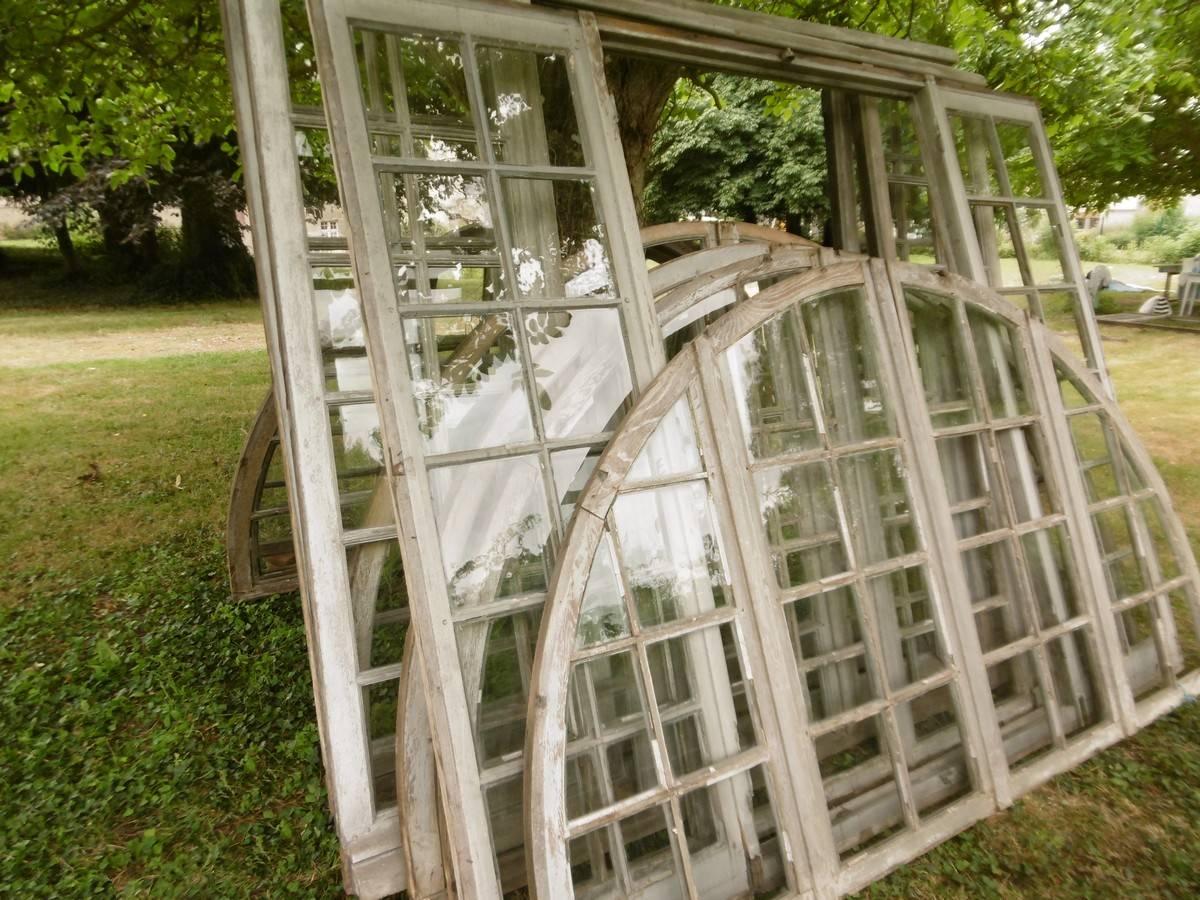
[[1054, 361, 1200, 701], [944, 109, 1078, 325], [347, 21, 646, 890], [556, 390, 789, 899], [904, 285, 1108, 766], [724, 287, 975, 859], [877, 98, 939, 265]]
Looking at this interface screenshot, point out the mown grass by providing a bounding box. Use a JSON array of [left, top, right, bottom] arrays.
[[1, 262, 1199, 896]]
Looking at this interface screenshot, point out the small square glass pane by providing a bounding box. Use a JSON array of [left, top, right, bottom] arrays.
[[756, 461, 848, 588], [363, 678, 399, 809], [328, 402, 387, 529], [1021, 525, 1082, 629], [552, 443, 603, 523], [1092, 506, 1146, 601], [996, 121, 1045, 198], [347, 539, 409, 670], [966, 306, 1030, 419], [890, 183, 937, 264], [996, 425, 1055, 521], [575, 534, 630, 650], [501, 178, 615, 299], [725, 305, 822, 458], [962, 539, 1033, 653], [1117, 600, 1166, 700], [403, 313, 535, 454], [905, 289, 977, 427], [787, 585, 864, 663], [937, 433, 998, 538], [1015, 206, 1067, 285], [987, 652, 1053, 767], [869, 565, 946, 687], [900, 685, 973, 818], [815, 716, 906, 858], [618, 804, 681, 889], [950, 113, 1001, 196], [837, 448, 919, 565], [612, 482, 730, 629], [428, 454, 552, 608], [1046, 629, 1103, 737], [1069, 413, 1120, 503], [476, 45, 584, 167], [568, 826, 619, 893], [627, 396, 702, 482], [803, 288, 892, 444], [525, 307, 633, 439]]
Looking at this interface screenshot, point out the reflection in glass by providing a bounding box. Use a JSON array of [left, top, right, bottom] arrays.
[[459, 608, 542, 766], [476, 45, 584, 168], [501, 177, 614, 299], [905, 288, 977, 428], [816, 716, 905, 857], [987, 652, 1054, 766], [403, 314, 534, 454], [756, 462, 848, 588], [966, 306, 1029, 419], [525, 308, 633, 439], [612, 483, 730, 629], [428, 454, 551, 608], [900, 685, 972, 818], [1021, 526, 1081, 629], [725, 306, 820, 459], [962, 539, 1032, 653], [837, 449, 919, 566], [627, 397, 702, 482], [575, 535, 629, 650], [803, 290, 891, 444]]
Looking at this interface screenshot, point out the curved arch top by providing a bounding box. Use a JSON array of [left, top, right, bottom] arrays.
[[525, 259, 1200, 899]]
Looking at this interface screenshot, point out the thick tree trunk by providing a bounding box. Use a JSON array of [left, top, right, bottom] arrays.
[[52, 218, 82, 278], [604, 56, 681, 223], [97, 184, 159, 271], [165, 138, 256, 297]]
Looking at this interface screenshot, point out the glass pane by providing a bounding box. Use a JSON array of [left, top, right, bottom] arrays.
[[428, 262, 505, 303], [1117, 600, 1166, 700], [905, 288, 977, 428], [837, 448, 919, 566], [619, 804, 681, 890], [987, 652, 1053, 766], [816, 716, 906, 858], [501, 177, 614, 299], [1138, 497, 1182, 584], [380, 172, 497, 257], [899, 685, 972, 818], [329, 402, 387, 529], [1092, 507, 1146, 601], [1021, 525, 1082, 629], [889, 183, 937, 263], [686, 767, 786, 898], [403, 313, 535, 454], [757, 461, 848, 588], [627, 397, 702, 482], [576, 534, 630, 650], [1170, 587, 1200, 671], [650, 626, 752, 777], [995, 121, 1045, 198], [458, 608, 540, 766], [962, 539, 1034, 653], [1046, 630, 1103, 737], [295, 128, 340, 219], [354, 30, 478, 160], [725, 305, 821, 459], [937, 433, 1000, 538], [485, 775, 525, 891], [879, 99, 924, 177], [792, 589, 878, 722], [966, 306, 1029, 419], [525, 307, 632, 439], [970, 205, 1023, 289], [552, 443, 602, 523], [803, 289, 892, 444], [868, 565, 946, 687], [612, 483, 730, 630], [476, 45, 584, 168], [428, 454, 552, 608], [995, 426, 1054, 522], [568, 827, 619, 894], [950, 113, 1001, 195], [347, 540, 409, 670], [1068, 413, 1120, 503], [1015, 206, 1067, 286], [363, 678, 400, 808]]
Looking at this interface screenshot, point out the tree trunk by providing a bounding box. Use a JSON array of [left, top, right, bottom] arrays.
[[604, 56, 681, 223], [97, 184, 159, 271], [52, 218, 82, 279], [177, 172, 255, 296]]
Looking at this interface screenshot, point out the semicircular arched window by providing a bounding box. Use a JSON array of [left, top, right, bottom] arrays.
[[526, 260, 1200, 899]]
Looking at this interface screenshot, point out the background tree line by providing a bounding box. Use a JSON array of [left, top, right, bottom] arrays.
[[2, 0, 1197, 295]]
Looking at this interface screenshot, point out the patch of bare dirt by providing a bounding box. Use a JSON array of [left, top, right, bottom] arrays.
[[2, 323, 266, 367]]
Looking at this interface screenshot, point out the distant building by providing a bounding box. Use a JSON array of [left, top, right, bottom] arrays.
[[1079, 195, 1200, 232]]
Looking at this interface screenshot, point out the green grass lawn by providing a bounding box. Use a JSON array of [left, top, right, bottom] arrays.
[[2, 267, 1199, 896]]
